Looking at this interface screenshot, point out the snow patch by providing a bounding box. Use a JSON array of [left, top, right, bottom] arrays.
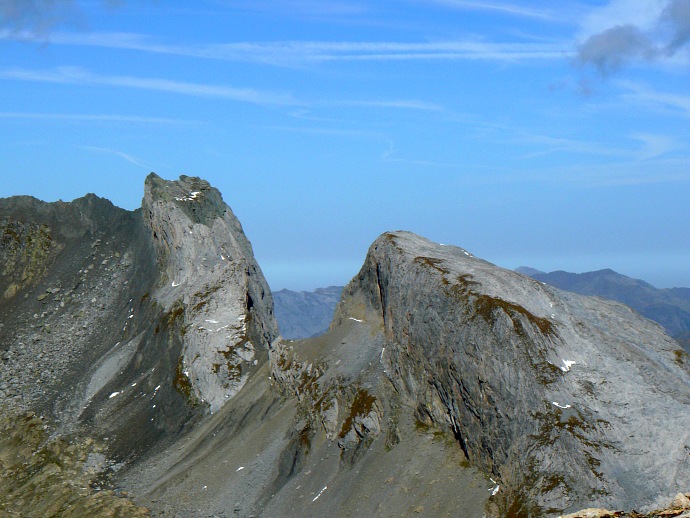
[[552, 402, 571, 409], [174, 191, 202, 202], [560, 360, 576, 372], [108, 392, 120, 399], [349, 317, 363, 323], [312, 485, 328, 502]]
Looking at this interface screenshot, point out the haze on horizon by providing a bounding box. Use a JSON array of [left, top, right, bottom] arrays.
[[1, 0, 688, 291]]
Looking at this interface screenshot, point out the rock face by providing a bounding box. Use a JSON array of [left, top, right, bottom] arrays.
[[0, 173, 278, 459], [336, 232, 690, 515], [142, 174, 277, 412]]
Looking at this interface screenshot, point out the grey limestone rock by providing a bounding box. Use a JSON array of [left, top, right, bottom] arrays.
[[142, 173, 278, 412], [520, 267, 690, 344], [334, 231, 690, 515]]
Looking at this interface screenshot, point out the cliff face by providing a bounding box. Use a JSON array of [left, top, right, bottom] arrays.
[[142, 173, 278, 412], [336, 231, 690, 515]]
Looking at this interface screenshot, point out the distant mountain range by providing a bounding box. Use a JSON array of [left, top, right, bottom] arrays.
[[515, 267, 690, 345], [273, 286, 342, 339]]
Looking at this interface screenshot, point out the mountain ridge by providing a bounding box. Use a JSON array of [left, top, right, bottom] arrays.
[[1, 176, 688, 517]]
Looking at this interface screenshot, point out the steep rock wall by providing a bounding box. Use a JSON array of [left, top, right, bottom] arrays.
[[142, 173, 278, 412]]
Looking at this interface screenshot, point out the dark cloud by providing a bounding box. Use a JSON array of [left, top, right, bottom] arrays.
[[0, 0, 126, 36], [577, 24, 657, 74], [0, 0, 77, 34], [577, 0, 690, 75], [662, 0, 690, 52]]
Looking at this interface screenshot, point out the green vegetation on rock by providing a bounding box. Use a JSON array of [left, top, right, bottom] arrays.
[[0, 411, 149, 517]]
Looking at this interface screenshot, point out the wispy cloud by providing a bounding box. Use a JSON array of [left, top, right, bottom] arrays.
[[472, 157, 690, 188], [0, 66, 446, 113], [517, 129, 679, 162], [551, 158, 690, 187], [0, 30, 572, 64], [217, 0, 370, 17], [618, 80, 690, 117], [418, 0, 556, 21], [79, 146, 152, 168], [329, 99, 443, 111], [629, 133, 676, 160], [0, 112, 199, 124], [0, 66, 299, 105], [518, 134, 631, 160], [256, 125, 383, 139]]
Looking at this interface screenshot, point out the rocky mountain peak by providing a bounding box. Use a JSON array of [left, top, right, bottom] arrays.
[[141, 174, 278, 412], [333, 230, 690, 515]]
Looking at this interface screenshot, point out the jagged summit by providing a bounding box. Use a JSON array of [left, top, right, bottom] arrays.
[[142, 173, 278, 411], [0, 173, 278, 436], [144, 172, 227, 225]]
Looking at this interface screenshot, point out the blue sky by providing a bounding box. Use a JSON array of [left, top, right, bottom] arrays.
[[1, 0, 688, 290]]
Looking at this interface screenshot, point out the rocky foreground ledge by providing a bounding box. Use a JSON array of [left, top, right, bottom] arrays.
[[561, 492, 690, 517]]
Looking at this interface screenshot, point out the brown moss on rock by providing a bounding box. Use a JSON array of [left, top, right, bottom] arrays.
[[1, 218, 59, 299], [173, 356, 195, 402], [338, 388, 377, 439]]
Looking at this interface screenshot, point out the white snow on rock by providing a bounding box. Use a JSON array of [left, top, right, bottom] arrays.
[[312, 485, 328, 502], [560, 359, 576, 372]]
